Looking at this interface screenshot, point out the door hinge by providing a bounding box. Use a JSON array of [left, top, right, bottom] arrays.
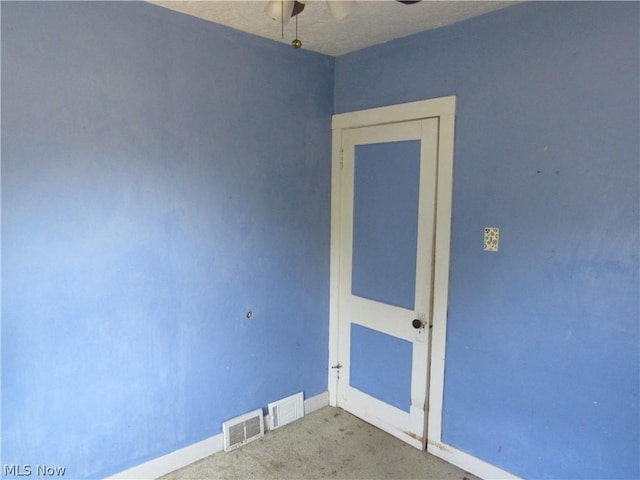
[[340, 149, 344, 169]]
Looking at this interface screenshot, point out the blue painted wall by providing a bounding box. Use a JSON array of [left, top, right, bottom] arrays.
[[336, 2, 639, 478], [1, 2, 333, 478], [4, 1, 639, 479]]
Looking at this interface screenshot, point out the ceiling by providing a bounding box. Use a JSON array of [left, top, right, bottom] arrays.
[[147, 1, 518, 56]]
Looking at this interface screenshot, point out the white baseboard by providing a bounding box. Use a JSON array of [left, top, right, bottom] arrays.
[[106, 391, 329, 480], [304, 390, 329, 414], [427, 440, 522, 480], [106, 434, 223, 480]]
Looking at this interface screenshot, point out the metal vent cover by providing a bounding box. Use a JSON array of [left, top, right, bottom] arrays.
[[222, 408, 264, 452], [268, 392, 304, 430]]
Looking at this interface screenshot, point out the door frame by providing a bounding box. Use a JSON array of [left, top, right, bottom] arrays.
[[328, 96, 456, 452]]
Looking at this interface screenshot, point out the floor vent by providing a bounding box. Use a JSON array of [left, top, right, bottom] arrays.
[[268, 392, 304, 430], [222, 408, 264, 452]]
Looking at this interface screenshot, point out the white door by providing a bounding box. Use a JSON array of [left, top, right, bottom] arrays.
[[334, 117, 439, 449]]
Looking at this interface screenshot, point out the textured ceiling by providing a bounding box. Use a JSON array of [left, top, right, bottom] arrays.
[[147, 1, 518, 56]]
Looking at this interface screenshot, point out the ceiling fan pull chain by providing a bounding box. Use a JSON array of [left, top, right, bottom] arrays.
[[292, 14, 302, 48]]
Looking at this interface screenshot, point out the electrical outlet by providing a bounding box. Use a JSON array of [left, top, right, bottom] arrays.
[[484, 227, 499, 252]]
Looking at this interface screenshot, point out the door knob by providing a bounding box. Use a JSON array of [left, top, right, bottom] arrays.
[[412, 318, 424, 329]]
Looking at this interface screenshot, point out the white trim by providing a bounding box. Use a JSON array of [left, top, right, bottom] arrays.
[[427, 441, 522, 480], [105, 434, 224, 480], [106, 392, 329, 480], [426, 111, 456, 443], [328, 128, 343, 408], [332, 96, 457, 130], [304, 390, 329, 414]]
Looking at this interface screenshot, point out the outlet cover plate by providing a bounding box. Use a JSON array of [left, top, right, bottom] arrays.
[[484, 227, 499, 252]]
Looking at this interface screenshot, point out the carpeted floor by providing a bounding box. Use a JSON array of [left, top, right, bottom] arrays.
[[159, 406, 478, 480]]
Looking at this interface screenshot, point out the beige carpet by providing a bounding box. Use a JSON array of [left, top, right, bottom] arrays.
[[160, 406, 478, 480]]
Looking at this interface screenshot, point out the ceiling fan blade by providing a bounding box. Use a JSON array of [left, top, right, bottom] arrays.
[[265, 0, 295, 25], [396, 0, 422, 4], [292, 1, 306, 17], [327, 0, 358, 21]]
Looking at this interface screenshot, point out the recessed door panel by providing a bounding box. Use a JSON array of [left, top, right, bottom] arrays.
[[350, 323, 413, 413], [352, 140, 421, 310]]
